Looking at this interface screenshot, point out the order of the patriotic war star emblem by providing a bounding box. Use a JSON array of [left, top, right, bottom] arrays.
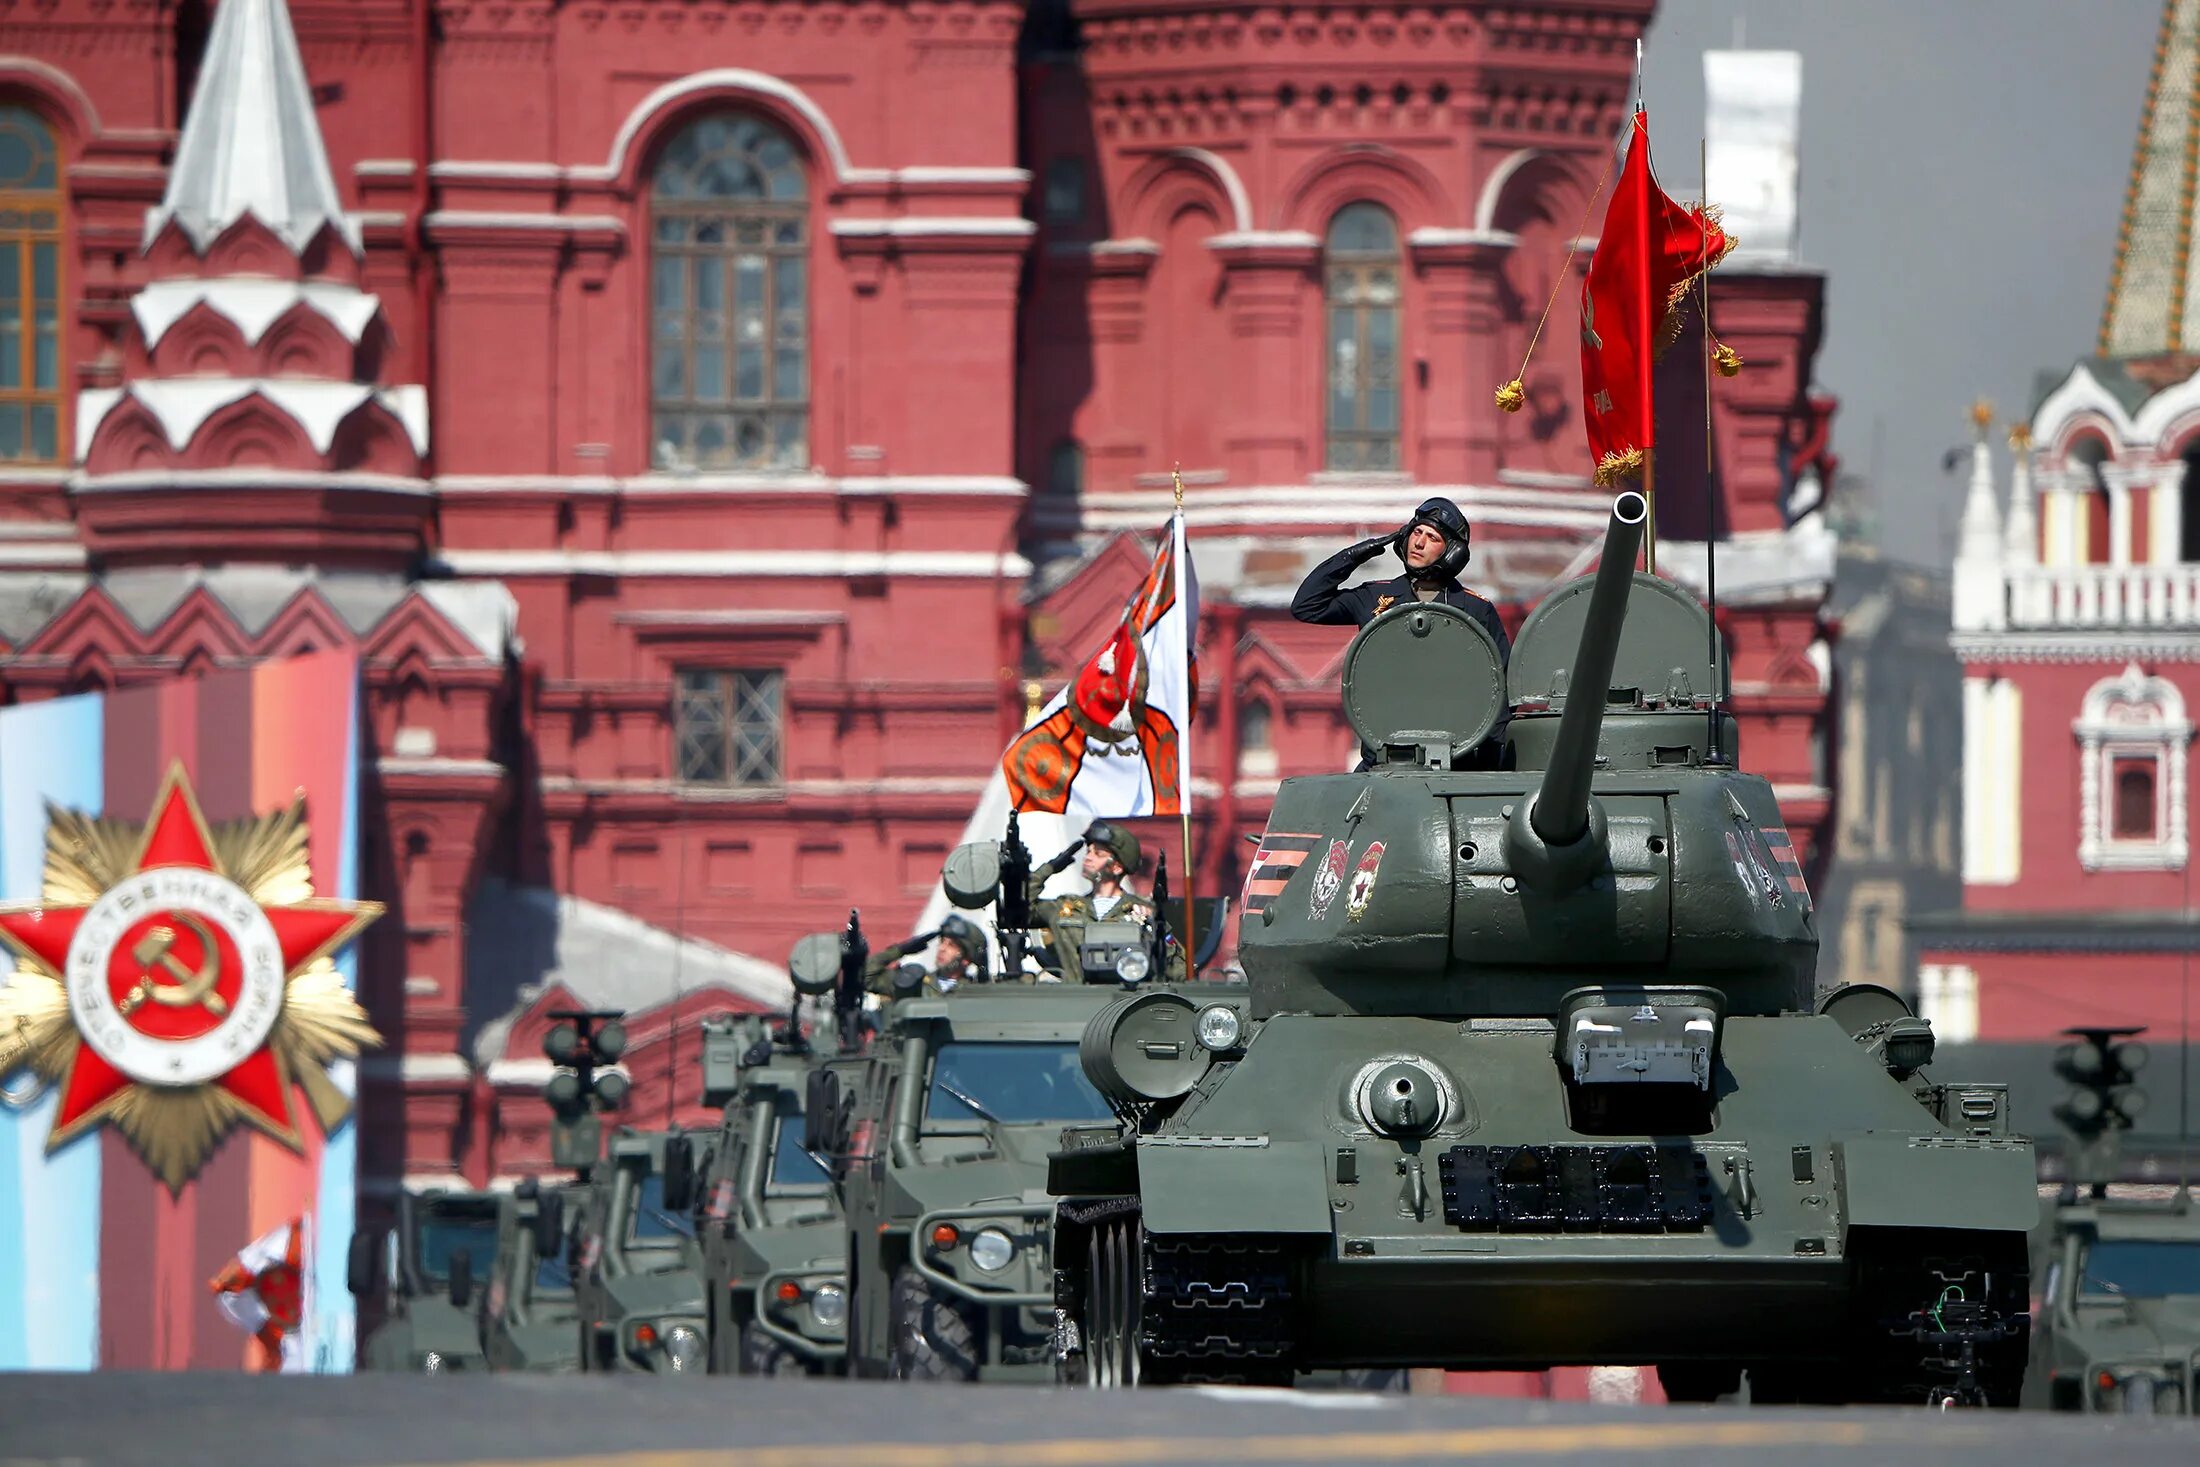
[[0, 763, 381, 1190]]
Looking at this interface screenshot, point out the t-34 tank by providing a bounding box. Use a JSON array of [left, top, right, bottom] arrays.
[[1049, 490, 2037, 1404]]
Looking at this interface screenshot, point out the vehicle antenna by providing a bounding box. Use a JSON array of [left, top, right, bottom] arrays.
[[2181, 827, 2191, 1199], [1700, 136, 1726, 767]]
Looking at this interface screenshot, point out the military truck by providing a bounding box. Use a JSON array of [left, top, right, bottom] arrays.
[[480, 1179, 583, 1373], [1048, 491, 2038, 1406], [696, 1012, 857, 1375], [570, 1127, 710, 1374], [349, 1186, 500, 1373], [2022, 1026, 2200, 1414]]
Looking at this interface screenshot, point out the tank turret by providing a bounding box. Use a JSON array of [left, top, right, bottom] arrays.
[[1240, 490, 1811, 1021]]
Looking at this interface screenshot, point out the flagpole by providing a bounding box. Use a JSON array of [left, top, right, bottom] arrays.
[[1172, 465, 1195, 977], [1635, 105, 1657, 575]]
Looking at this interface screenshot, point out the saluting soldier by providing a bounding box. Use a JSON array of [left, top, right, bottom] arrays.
[[864, 912, 991, 997], [1291, 497, 1510, 651], [1026, 820, 1183, 983]]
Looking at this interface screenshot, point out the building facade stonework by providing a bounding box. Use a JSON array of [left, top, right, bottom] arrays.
[[0, 0, 1837, 1188]]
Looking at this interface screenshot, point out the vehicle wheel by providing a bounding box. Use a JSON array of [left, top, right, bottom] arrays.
[[739, 1321, 808, 1377], [1657, 1362, 1744, 1403], [886, 1265, 981, 1381]]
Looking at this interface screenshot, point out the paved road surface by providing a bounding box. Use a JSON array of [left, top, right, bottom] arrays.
[[2, 1374, 2197, 1467]]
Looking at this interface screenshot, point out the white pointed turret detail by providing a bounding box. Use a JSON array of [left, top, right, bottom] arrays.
[[1953, 404, 2007, 632], [2003, 429, 2038, 567], [143, 0, 361, 257]]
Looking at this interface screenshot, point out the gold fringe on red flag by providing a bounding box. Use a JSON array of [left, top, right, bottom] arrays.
[[1592, 447, 1646, 487], [1653, 218, 1737, 361]]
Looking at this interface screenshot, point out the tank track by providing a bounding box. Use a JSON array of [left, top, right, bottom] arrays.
[[1140, 1233, 1299, 1384]]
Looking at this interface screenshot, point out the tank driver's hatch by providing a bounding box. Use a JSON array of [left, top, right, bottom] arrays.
[[1507, 571, 1726, 708], [1340, 603, 1506, 765]]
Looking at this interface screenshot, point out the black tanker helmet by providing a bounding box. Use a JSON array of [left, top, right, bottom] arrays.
[[1081, 819, 1143, 876], [1396, 496, 1472, 580]]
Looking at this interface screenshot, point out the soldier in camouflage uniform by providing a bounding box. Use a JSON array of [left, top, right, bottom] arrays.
[[1026, 820, 1183, 983], [864, 912, 991, 997]]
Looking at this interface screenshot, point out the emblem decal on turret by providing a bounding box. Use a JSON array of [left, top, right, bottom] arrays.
[[1242, 832, 1321, 920], [1309, 838, 1351, 920], [1759, 827, 1812, 910], [1344, 841, 1385, 922]]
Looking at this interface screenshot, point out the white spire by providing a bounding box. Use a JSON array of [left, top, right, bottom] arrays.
[[1952, 403, 2006, 632], [2003, 429, 2038, 566], [144, 0, 360, 257]]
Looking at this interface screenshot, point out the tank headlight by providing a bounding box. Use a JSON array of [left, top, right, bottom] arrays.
[[968, 1227, 1017, 1272], [810, 1281, 847, 1327], [1195, 1004, 1241, 1052], [419, 1349, 446, 1374], [662, 1322, 706, 1373], [1115, 948, 1151, 984]]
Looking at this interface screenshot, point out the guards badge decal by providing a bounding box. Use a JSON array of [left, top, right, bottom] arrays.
[[0, 763, 381, 1190]]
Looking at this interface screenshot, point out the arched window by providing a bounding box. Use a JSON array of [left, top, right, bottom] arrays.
[[1324, 203, 1401, 471], [1238, 698, 1276, 777], [2070, 436, 2111, 565], [0, 106, 62, 464], [650, 114, 807, 471], [2076, 663, 2191, 870]]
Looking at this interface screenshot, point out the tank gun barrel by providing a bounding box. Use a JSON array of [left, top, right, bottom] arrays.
[[1529, 491, 1648, 848]]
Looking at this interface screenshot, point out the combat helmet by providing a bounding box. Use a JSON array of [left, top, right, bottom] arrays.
[[1082, 819, 1143, 876]]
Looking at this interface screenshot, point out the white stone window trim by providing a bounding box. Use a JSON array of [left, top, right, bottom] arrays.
[[2075, 662, 2191, 871]]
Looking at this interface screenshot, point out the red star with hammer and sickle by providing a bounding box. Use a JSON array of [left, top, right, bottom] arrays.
[[0, 765, 377, 1150]]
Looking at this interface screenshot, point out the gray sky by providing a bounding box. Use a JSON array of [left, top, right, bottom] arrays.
[[1645, 0, 2161, 564]]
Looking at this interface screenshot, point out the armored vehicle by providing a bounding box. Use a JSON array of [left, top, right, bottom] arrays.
[[480, 1180, 583, 1373], [696, 1012, 857, 1375], [820, 981, 1136, 1381], [348, 1186, 499, 1373], [1048, 491, 2038, 1405], [2022, 1026, 2200, 1414], [570, 1127, 710, 1374]]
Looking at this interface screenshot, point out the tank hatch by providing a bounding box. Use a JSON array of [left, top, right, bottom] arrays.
[[1340, 602, 1505, 768], [1507, 569, 1725, 709]]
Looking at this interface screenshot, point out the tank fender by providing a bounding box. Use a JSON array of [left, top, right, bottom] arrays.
[[1135, 1136, 1334, 1235], [1832, 1134, 2037, 1234]]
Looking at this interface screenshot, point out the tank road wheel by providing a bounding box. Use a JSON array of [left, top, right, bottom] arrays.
[[739, 1321, 808, 1377], [887, 1265, 981, 1382]]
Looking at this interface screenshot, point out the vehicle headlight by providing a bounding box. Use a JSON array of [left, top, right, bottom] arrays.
[[968, 1227, 1016, 1272], [810, 1281, 847, 1327], [1115, 948, 1151, 984], [1195, 1004, 1241, 1052], [419, 1350, 446, 1374], [662, 1322, 706, 1373]]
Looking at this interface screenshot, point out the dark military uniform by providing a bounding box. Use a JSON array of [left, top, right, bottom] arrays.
[[1290, 548, 1512, 653]]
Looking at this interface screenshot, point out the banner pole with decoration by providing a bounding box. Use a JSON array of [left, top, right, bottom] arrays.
[[1171, 467, 1195, 977]]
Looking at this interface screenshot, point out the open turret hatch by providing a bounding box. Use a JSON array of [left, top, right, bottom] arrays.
[[1507, 572, 1725, 708], [1339, 602, 1506, 766]]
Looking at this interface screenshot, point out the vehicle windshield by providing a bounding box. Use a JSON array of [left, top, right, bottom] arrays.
[[624, 1172, 696, 1246], [924, 1040, 1113, 1125], [2079, 1238, 2200, 1299], [770, 1116, 829, 1189], [414, 1212, 498, 1284]]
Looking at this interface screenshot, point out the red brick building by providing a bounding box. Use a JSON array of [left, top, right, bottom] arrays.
[[0, 0, 1836, 1189], [1915, 1, 2200, 1162]]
